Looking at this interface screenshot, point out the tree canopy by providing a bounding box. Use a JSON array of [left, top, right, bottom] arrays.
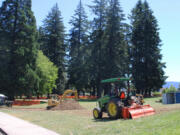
[[0, 0, 166, 98], [40, 3, 66, 94], [68, 0, 90, 95], [0, 0, 39, 99], [130, 0, 166, 96], [36, 51, 58, 95]]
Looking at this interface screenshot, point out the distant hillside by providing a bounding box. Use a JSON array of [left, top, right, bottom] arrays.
[[163, 82, 180, 89]]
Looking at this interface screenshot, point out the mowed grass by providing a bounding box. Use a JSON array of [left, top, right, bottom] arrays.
[[1, 97, 180, 135]]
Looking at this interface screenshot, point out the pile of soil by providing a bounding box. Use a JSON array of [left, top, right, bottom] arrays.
[[51, 100, 84, 111]]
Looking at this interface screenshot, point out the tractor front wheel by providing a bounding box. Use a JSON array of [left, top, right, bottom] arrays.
[[107, 100, 120, 119], [93, 108, 102, 119]]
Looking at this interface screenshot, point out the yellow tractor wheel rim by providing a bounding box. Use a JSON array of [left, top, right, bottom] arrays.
[[94, 110, 99, 118], [108, 103, 117, 116]]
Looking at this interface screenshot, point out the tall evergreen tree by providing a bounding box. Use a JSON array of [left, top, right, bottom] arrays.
[[103, 0, 128, 94], [130, 0, 166, 96], [68, 0, 89, 94], [89, 0, 108, 96], [41, 4, 66, 94], [0, 0, 39, 99], [124, 23, 132, 78], [38, 26, 45, 51]]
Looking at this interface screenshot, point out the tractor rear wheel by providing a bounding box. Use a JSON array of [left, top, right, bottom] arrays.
[[107, 100, 120, 119], [93, 108, 102, 119]]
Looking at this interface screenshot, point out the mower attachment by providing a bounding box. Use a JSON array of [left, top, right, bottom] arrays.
[[127, 105, 155, 119]]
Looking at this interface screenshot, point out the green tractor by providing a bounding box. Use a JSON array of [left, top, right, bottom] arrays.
[[93, 77, 155, 119]]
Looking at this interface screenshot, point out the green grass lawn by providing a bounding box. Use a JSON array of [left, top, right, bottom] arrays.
[[1, 97, 180, 135]]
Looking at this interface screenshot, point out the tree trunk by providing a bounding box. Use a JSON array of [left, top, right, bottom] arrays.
[[148, 90, 151, 97], [104, 84, 111, 95], [97, 85, 102, 98], [83, 90, 85, 96], [136, 89, 140, 94], [47, 93, 50, 99], [92, 86, 96, 96], [37, 93, 40, 99]]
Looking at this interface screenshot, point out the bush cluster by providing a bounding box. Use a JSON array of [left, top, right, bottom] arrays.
[[152, 91, 162, 97], [162, 85, 177, 94]]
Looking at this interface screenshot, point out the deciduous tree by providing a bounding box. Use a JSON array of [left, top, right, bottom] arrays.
[[36, 51, 58, 95]]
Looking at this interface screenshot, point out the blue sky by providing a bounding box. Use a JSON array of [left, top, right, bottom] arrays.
[[1, 0, 180, 82]]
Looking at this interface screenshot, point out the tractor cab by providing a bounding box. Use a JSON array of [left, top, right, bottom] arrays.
[[96, 77, 133, 112], [93, 77, 155, 119]]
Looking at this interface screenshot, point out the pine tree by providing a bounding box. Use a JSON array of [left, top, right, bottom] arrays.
[[103, 0, 128, 94], [89, 0, 108, 96], [0, 1, 10, 94], [41, 4, 66, 94], [124, 23, 132, 78], [68, 0, 89, 95], [0, 24, 10, 95], [130, 0, 166, 96], [38, 26, 45, 51], [0, 0, 39, 99]]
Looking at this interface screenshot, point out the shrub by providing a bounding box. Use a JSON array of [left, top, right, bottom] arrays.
[[152, 91, 162, 97], [162, 85, 177, 94]]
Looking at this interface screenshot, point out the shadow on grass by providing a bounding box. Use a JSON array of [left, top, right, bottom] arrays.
[[40, 101, 47, 104], [92, 117, 131, 122], [92, 117, 117, 122], [78, 99, 97, 102]]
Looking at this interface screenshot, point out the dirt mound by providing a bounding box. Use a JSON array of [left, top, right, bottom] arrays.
[[51, 100, 84, 111]]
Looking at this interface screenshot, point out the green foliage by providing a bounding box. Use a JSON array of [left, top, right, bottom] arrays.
[[152, 91, 162, 97], [105, 0, 122, 77], [68, 0, 90, 93], [36, 51, 58, 94], [0, 0, 168, 99], [88, 0, 129, 96], [130, 0, 166, 96], [89, 0, 108, 96], [102, 0, 128, 94], [40, 3, 66, 94], [162, 85, 177, 94], [0, 0, 39, 99]]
